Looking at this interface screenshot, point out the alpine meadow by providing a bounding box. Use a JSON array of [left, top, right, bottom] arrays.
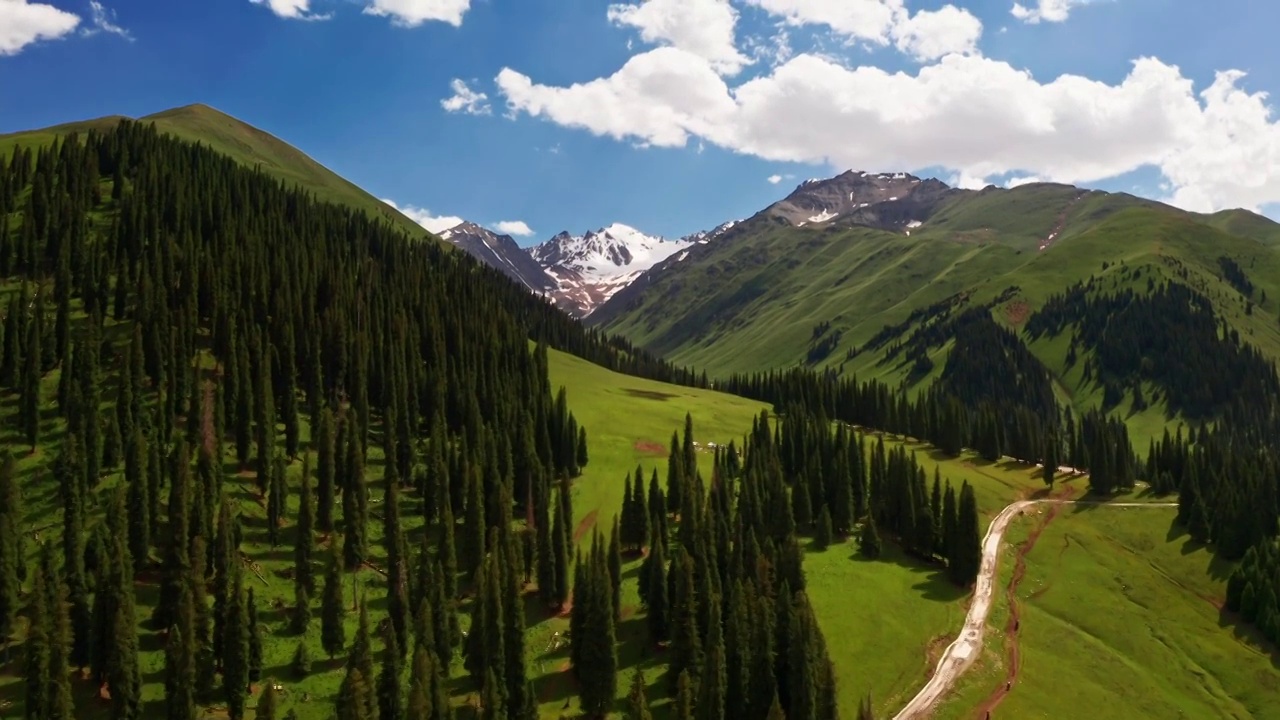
[[4, 0, 1280, 717]]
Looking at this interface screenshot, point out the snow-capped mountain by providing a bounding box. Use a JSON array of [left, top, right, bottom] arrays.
[[529, 223, 692, 317], [439, 221, 556, 294]]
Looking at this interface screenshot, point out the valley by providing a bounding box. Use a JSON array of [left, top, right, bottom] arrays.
[[0, 103, 1278, 720]]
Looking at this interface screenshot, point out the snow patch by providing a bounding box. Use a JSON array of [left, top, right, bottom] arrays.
[[888, 196, 899, 201], [807, 209, 839, 223], [906, 220, 923, 229]]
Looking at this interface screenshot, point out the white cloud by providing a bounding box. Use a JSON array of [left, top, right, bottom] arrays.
[[82, 1, 132, 39], [363, 0, 471, 27], [441, 79, 491, 115], [607, 0, 750, 75], [742, 0, 983, 61], [496, 47, 1280, 214], [768, 174, 784, 184], [494, 220, 535, 236], [892, 5, 982, 61], [382, 199, 464, 234], [1011, 0, 1090, 24], [249, 0, 331, 21], [1005, 175, 1043, 188], [0, 0, 80, 56]]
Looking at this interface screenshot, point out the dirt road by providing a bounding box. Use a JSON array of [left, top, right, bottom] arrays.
[[891, 499, 1178, 720]]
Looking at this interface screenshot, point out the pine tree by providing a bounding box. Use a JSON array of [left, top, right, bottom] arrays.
[[947, 483, 981, 587], [378, 629, 404, 720], [247, 588, 263, 683], [674, 669, 696, 720], [316, 407, 336, 533], [257, 682, 279, 720], [322, 537, 346, 659], [291, 639, 312, 679], [296, 452, 315, 595], [627, 667, 654, 720], [644, 532, 669, 643], [165, 625, 197, 720], [0, 450, 21, 660], [859, 514, 882, 559], [697, 600, 727, 720], [348, 600, 378, 719], [336, 668, 373, 720], [222, 566, 249, 720], [24, 553, 51, 720], [814, 506, 833, 551]]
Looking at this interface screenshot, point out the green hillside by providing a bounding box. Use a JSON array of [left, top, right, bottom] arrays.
[[0, 103, 437, 244], [594, 189, 1280, 440]]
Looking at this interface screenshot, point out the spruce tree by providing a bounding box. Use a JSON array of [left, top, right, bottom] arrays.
[[289, 639, 312, 680], [222, 566, 249, 720], [814, 506, 833, 550], [626, 667, 654, 720], [296, 452, 315, 595], [0, 450, 21, 660], [257, 682, 279, 720], [378, 629, 404, 720], [698, 600, 727, 720], [247, 588, 263, 683], [859, 514, 882, 559], [321, 537, 346, 659]]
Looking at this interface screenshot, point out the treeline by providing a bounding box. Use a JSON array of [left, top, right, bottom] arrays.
[[1226, 539, 1280, 644], [719, 361, 1137, 496], [0, 119, 614, 719]]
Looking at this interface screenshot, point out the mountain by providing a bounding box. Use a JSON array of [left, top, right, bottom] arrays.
[[440, 221, 557, 294], [529, 223, 693, 316], [766, 170, 963, 231], [589, 170, 1280, 408], [0, 103, 439, 244]]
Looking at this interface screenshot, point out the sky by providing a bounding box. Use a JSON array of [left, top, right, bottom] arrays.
[[3, 0, 1280, 245]]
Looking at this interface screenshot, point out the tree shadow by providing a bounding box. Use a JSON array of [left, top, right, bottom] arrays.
[[845, 544, 967, 603], [1217, 607, 1280, 670]]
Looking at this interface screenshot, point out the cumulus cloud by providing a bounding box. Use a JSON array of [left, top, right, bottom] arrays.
[[768, 174, 785, 184], [363, 0, 471, 27], [494, 220, 535, 236], [0, 0, 80, 56], [382, 199, 464, 234], [495, 45, 1280, 214], [249, 0, 331, 21], [1005, 175, 1043, 188], [607, 0, 750, 75], [441, 79, 491, 115], [82, 1, 133, 39], [742, 0, 983, 61], [1011, 0, 1090, 24]]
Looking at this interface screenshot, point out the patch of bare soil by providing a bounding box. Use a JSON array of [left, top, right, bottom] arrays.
[[634, 440, 667, 456]]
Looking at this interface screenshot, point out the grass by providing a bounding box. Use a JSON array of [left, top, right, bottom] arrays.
[[932, 498, 1280, 720], [592, 190, 1280, 451], [0, 104, 439, 246]]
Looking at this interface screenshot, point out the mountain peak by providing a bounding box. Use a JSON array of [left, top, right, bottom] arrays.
[[769, 169, 961, 231]]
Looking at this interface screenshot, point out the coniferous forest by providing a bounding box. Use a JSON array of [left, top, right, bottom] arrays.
[[2, 111, 1280, 720]]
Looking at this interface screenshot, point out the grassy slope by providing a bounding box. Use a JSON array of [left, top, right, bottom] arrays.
[[934, 504, 1280, 720], [0, 104, 437, 245], [603, 195, 1280, 448]]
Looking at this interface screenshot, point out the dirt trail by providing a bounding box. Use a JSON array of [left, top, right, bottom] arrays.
[[891, 499, 1177, 720], [972, 502, 1063, 718]]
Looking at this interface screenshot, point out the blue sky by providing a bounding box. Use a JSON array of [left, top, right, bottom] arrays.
[[2, 0, 1279, 245]]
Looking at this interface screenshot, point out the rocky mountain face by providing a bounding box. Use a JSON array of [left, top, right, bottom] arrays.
[[529, 223, 693, 317], [767, 170, 965, 232], [439, 221, 557, 294], [442, 171, 970, 319]]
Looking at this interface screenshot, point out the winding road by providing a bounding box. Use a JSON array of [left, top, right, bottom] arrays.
[[891, 498, 1178, 720]]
